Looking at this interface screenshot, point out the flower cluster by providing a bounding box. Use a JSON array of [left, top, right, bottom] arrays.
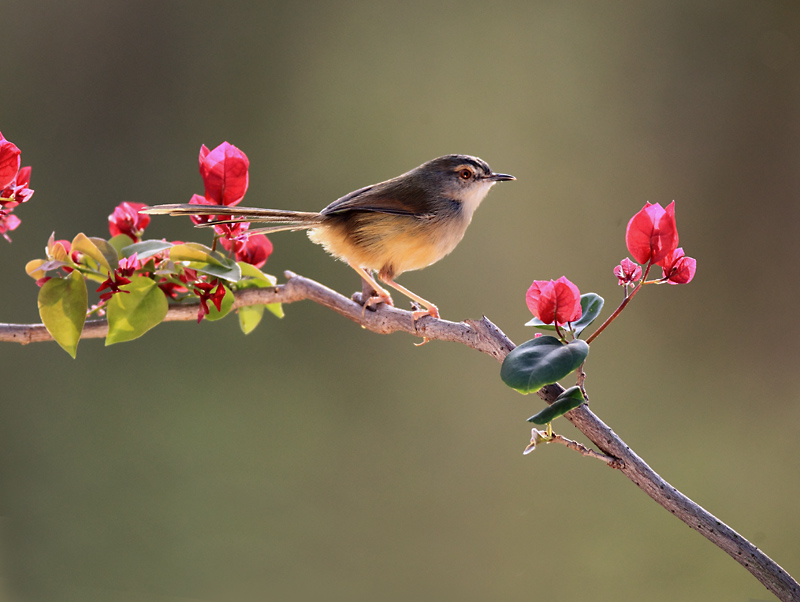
[[0, 131, 34, 242], [525, 202, 697, 331], [187, 142, 272, 267], [32, 189, 276, 326], [620, 201, 696, 285], [23, 141, 282, 357]]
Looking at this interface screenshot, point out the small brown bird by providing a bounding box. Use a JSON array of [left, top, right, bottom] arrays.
[[143, 154, 514, 320]]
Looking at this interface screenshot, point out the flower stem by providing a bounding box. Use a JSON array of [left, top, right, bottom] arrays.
[[585, 263, 651, 344]]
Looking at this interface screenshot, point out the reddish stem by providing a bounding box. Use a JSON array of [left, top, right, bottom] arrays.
[[585, 263, 651, 345]]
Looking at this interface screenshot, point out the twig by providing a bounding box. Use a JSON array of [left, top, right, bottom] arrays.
[[549, 433, 624, 467], [1, 271, 797, 601]]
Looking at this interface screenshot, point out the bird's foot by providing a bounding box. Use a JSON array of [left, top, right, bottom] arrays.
[[411, 304, 439, 321], [354, 290, 394, 320]]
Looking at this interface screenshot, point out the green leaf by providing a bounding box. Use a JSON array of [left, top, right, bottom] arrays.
[[204, 284, 234, 321], [524, 316, 557, 330], [237, 261, 278, 285], [122, 239, 173, 260], [108, 234, 136, 256], [528, 386, 586, 425], [188, 260, 242, 282], [500, 336, 589, 394], [238, 304, 265, 334], [71, 233, 117, 273], [169, 242, 223, 265], [265, 303, 284, 318], [89, 237, 121, 270], [170, 243, 241, 282], [572, 293, 604, 337], [105, 275, 168, 345], [234, 265, 283, 321], [38, 271, 88, 358]]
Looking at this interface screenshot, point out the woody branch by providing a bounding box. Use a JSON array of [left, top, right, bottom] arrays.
[[0, 271, 797, 602]]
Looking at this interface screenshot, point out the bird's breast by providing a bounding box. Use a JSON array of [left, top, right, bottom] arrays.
[[308, 210, 471, 277]]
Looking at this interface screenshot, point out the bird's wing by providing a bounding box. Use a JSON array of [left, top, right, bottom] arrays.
[[320, 180, 435, 219]]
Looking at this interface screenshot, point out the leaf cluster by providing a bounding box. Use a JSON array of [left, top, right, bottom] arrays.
[[27, 233, 282, 357]]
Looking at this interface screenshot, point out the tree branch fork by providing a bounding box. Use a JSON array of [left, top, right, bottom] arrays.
[[1, 271, 797, 601]]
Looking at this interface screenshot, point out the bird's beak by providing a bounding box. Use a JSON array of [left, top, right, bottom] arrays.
[[488, 172, 515, 182]]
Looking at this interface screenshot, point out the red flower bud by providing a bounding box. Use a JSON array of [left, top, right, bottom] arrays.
[[198, 142, 249, 206], [526, 276, 582, 326], [613, 257, 642, 286], [625, 201, 678, 266]]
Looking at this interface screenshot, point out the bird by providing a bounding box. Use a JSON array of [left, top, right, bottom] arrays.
[[142, 154, 515, 320]]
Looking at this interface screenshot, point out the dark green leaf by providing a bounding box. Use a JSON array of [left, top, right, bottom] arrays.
[[528, 386, 586, 424], [572, 293, 604, 337], [106, 276, 168, 345], [38, 271, 88, 358], [500, 336, 589, 394]]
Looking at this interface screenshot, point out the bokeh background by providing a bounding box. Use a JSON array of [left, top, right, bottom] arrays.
[[1, 1, 798, 601]]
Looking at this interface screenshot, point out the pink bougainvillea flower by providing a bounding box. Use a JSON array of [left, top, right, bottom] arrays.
[[625, 201, 679, 266], [613, 257, 642, 286], [187, 193, 219, 226], [0, 165, 34, 207], [117, 253, 141, 278], [0, 211, 21, 242], [0, 132, 21, 190], [213, 218, 250, 242], [109, 202, 150, 242], [526, 276, 582, 326], [0, 133, 33, 242], [198, 142, 249, 206], [220, 232, 273, 268], [659, 247, 696, 285]]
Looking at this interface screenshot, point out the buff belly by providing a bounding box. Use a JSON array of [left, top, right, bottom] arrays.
[[308, 213, 469, 278]]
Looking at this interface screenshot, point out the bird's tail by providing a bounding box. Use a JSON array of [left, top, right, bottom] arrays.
[[141, 204, 324, 235]]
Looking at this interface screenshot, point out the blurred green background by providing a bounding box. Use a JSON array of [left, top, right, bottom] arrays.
[[1, 1, 798, 601]]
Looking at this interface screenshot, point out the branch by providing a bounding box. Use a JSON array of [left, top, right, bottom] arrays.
[[1, 271, 797, 601]]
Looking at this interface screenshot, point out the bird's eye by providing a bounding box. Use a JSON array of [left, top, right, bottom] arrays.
[[459, 169, 473, 180]]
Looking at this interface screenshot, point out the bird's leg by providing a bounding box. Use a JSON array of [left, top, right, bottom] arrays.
[[378, 276, 439, 321], [348, 264, 394, 314]]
